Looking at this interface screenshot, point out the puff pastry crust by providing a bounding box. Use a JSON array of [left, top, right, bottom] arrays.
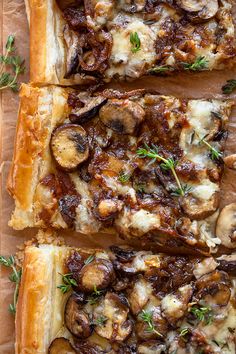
[[15, 244, 236, 353], [8, 84, 235, 254], [27, 0, 236, 85]]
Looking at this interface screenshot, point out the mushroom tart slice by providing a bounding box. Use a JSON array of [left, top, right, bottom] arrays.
[[15, 245, 236, 353], [51, 124, 89, 171]]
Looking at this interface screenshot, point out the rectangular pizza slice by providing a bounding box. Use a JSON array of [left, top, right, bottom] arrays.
[[27, 0, 236, 85], [15, 243, 236, 353], [7, 84, 235, 254]]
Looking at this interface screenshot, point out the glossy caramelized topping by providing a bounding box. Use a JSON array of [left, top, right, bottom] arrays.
[[57, 0, 236, 81], [49, 247, 236, 353], [37, 90, 233, 253]]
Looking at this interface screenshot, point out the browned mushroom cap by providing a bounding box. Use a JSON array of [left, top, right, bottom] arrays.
[[137, 341, 167, 354], [195, 270, 231, 307], [99, 99, 145, 135], [136, 307, 168, 340], [63, 25, 81, 78], [51, 124, 89, 171], [65, 293, 92, 338], [48, 338, 76, 354], [93, 292, 133, 341], [69, 96, 107, 124], [216, 203, 236, 249], [78, 258, 115, 292], [181, 190, 219, 220], [224, 154, 236, 170], [177, 0, 218, 20]]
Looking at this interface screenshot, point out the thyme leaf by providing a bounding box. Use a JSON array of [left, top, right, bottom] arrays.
[[148, 65, 173, 74], [57, 273, 78, 294], [130, 32, 141, 53], [196, 131, 222, 161], [93, 315, 108, 326], [182, 56, 208, 71], [84, 254, 95, 265], [118, 172, 131, 184], [189, 305, 213, 325], [222, 79, 236, 94]]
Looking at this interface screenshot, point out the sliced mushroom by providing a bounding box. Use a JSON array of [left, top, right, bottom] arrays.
[[51, 124, 89, 171], [224, 154, 236, 170], [136, 307, 168, 340], [217, 255, 236, 275], [195, 270, 231, 307], [216, 203, 236, 249], [48, 338, 76, 354], [78, 258, 115, 292], [137, 341, 167, 354], [63, 24, 81, 78], [181, 190, 219, 220], [161, 284, 192, 324], [65, 293, 92, 338], [69, 96, 107, 124], [96, 199, 123, 220], [177, 0, 205, 12], [93, 292, 132, 341], [99, 99, 145, 135], [177, 0, 218, 20]]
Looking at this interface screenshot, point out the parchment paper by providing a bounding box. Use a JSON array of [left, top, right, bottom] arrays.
[[0, 1, 236, 352]]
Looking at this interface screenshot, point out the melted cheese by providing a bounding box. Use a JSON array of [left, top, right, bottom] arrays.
[[106, 17, 156, 79], [191, 179, 219, 201]]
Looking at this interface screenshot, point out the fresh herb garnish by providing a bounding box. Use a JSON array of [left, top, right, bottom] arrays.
[[179, 327, 190, 337], [93, 315, 108, 326], [0, 255, 22, 314], [130, 32, 141, 53], [139, 310, 163, 337], [182, 56, 208, 71], [137, 144, 185, 196], [84, 254, 95, 265], [148, 65, 172, 74], [171, 184, 192, 197], [87, 285, 103, 305], [189, 305, 213, 325], [57, 273, 77, 294], [118, 172, 131, 184], [222, 79, 236, 94], [134, 183, 146, 193], [196, 132, 222, 161], [0, 35, 25, 92]]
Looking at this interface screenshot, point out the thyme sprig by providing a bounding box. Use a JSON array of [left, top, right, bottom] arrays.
[[179, 327, 190, 337], [130, 32, 141, 53], [136, 144, 185, 196], [222, 79, 236, 94], [195, 132, 222, 161], [93, 315, 108, 326], [118, 172, 131, 184], [57, 273, 78, 294], [189, 305, 213, 325], [0, 255, 22, 314], [84, 254, 95, 265], [0, 35, 25, 92], [148, 65, 173, 74], [139, 310, 163, 337], [87, 285, 104, 305], [182, 56, 208, 71]]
